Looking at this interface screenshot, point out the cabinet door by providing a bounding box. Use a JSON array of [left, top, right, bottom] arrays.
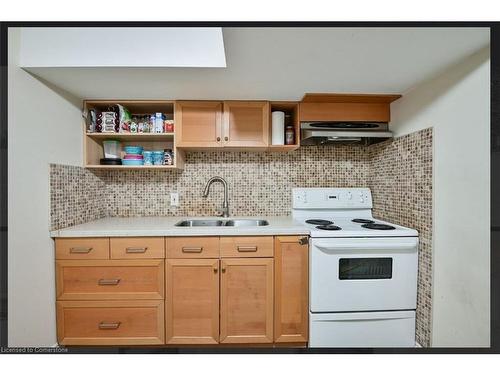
[[223, 101, 269, 147], [220, 258, 273, 343], [274, 236, 309, 343], [166, 259, 220, 344], [175, 101, 222, 147]]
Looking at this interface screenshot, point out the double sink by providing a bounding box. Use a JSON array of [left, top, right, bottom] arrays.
[[175, 219, 269, 227]]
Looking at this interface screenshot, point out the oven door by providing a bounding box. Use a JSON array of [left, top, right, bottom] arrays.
[[310, 237, 418, 312]]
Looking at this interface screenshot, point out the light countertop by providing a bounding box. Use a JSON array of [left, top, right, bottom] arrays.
[[50, 216, 310, 238]]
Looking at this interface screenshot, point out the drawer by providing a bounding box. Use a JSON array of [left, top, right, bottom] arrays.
[[110, 237, 165, 259], [55, 238, 109, 260], [56, 260, 164, 300], [57, 300, 165, 345], [167, 237, 220, 258], [220, 236, 274, 257]]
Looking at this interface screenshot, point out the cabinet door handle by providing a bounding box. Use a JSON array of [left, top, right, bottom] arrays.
[[214, 267, 218, 273], [125, 247, 148, 253], [98, 322, 121, 330], [224, 136, 229, 141], [216, 137, 221, 141], [182, 246, 203, 253], [221, 268, 226, 273], [98, 278, 121, 286], [69, 247, 93, 254], [299, 237, 309, 245], [237, 246, 258, 252]]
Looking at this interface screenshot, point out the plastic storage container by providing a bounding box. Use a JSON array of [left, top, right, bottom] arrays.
[[123, 145, 144, 155], [102, 140, 121, 159]]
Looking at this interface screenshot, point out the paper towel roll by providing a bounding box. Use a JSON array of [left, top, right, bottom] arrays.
[[272, 111, 285, 145]]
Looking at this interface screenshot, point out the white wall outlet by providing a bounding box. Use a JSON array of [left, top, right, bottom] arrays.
[[170, 192, 179, 207]]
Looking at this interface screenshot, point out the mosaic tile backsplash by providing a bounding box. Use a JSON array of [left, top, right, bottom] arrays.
[[49, 164, 107, 230], [49, 127, 433, 346], [369, 127, 433, 347]]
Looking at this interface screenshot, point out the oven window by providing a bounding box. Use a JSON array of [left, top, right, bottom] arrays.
[[339, 258, 393, 280]]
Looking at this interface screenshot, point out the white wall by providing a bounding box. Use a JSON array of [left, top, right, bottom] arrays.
[[391, 47, 490, 347], [8, 28, 83, 346]]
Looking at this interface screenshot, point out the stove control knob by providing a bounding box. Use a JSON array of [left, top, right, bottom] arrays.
[[360, 196, 365, 203], [347, 192, 352, 200]]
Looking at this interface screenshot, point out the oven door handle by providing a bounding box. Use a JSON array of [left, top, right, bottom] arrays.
[[314, 241, 417, 253]]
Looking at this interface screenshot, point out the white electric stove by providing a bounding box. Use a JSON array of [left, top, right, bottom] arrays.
[[292, 188, 419, 348]]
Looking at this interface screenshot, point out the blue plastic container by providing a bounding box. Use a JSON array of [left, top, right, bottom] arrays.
[[143, 151, 153, 165], [122, 159, 144, 166], [152, 151, 164, 165], [123, 145, 144, 155]]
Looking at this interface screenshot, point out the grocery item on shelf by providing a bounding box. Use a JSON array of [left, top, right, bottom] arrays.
[[164, 120, 174, 133], [163, 149, 173, 165], [96, 111, 119, 133]]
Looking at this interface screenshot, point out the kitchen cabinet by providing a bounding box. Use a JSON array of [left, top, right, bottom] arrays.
[[176, 101, 270, 150], [175, 101, 223, 148], [220, 258, 274, 343], [83, 100, 185, 170], [299, 93, 401, 123], [54, 235, 309, 346], [166, 259, 220, 344], [222, 101, 269, 148], [57, 300, 164, 346], [274, 236, 309, 343], [56, 259, 165, 300]]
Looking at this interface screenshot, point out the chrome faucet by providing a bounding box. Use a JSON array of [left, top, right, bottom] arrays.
[[202, 176, 230, 217]]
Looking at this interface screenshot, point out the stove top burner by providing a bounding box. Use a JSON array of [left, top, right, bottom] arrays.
[[362, 223, 396, 230], [352, 218, 375, 224], [306, 219, 333, 225], [316, 224, 342, 231]]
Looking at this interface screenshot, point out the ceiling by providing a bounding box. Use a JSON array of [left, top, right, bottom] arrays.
[[24, 27, 490, 101]]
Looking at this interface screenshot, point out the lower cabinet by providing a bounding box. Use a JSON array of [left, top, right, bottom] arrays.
[[55, 235, 309, 347], [274, 236, 309, 343], [165, 259, 220, 344], [220, 258, 274, 343], [57, 300, 165, 346]]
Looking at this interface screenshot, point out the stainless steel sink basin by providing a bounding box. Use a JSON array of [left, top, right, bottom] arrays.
[[175, 220, 225, 227], [224, 219, 269, 227], [174, 219, 269, 227]]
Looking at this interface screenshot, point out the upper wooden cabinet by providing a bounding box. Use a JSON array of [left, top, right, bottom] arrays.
[[299, 93, 401, 123], [176, 100, 269, 150], [222, 101, 269, 148], [175, 101, 223, 148]]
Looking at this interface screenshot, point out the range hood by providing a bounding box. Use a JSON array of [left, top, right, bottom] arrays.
[[298, 93, 401, 146], [300, 122, 393, 146]]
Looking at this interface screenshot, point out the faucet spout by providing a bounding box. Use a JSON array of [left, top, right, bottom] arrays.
[[202, 176, 230, 217]]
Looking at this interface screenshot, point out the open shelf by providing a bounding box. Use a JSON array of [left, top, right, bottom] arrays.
[[268, 101, 300, 151], [83, 100, 184, 170], [86, 132, 174, 141], [85, 165, 178, 170]]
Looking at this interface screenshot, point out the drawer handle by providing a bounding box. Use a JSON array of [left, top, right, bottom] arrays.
[[182, 246, 203, 253], [69, 247, 93, 254], [98, 322, 121, 330], [126, 247, 148, 253], [98, 278, 121, 286], [237, 246, 258, 252]]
